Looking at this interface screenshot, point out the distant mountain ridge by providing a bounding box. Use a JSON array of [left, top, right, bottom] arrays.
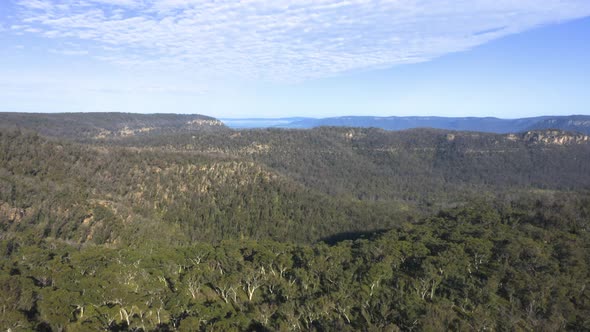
[[223, 114, 590, 134], [4, 113, 589, 136], [0, 112, 226, 139]]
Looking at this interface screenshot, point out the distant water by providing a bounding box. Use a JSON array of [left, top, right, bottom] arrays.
[[220, 118, 309, 129]]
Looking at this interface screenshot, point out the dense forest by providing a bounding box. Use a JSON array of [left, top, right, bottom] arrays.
[[2, 200, 589, 331], [1, 113, 589, 331], [0, 113, 225, 139]]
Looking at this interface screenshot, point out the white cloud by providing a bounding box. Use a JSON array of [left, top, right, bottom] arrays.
[[90, 85, 208, 95], [90, 0, 142, 7], [11, 0, 590, 81], [16, 0, 52, 10], [0, 74, 207, 96]]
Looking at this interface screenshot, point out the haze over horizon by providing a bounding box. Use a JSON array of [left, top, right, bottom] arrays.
[[1, 0, 589, 118]]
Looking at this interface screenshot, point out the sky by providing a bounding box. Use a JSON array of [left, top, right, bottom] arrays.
[[1, 0, 589, 118]]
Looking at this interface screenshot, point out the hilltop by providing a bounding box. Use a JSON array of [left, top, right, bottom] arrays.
[[0, 112, 226, 139]]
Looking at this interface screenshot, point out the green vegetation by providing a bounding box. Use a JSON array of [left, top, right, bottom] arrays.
[[1, 201, 589, 331], [1, 113, 589, 330], [112, 127, 590, 202], [0, 130, 412, 245], [0, 113, 225, 139]]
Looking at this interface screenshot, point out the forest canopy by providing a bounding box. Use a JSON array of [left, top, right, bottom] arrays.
[[0, 113, 589, 330]]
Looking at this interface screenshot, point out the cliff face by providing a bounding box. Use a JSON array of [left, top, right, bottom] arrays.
[[527, 116, 590, 135], [95, 118, 225, 138], [520, 130, 590, 145]]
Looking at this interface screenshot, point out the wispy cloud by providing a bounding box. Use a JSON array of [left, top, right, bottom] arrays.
[[88, 84, 208, 96], [49, 48, 89, 56], [10, 0, 590, 81], [0, 75, 208, 96]]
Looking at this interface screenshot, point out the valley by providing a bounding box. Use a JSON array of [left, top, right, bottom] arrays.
[[1, 113, 589, 330]]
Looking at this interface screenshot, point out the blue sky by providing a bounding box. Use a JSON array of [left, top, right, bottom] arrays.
[[1, 0, 589, 118]]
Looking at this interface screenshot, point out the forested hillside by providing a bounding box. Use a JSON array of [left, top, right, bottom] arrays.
[[0, 113, 225, 139], [112, 127, 590, 202], [1, 113, 589, 330], [0, 130, 413, 245], [2, 200, 589, 331]]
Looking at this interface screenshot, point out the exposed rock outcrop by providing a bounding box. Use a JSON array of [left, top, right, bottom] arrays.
[[521, 130, 590, 145]]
